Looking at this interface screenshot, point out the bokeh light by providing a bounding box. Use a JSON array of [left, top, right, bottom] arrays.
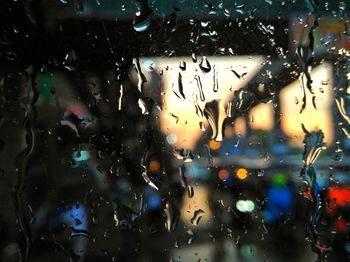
[[236, 167, 248, 180]]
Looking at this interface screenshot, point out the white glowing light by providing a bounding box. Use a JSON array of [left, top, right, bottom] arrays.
[[236, 200, 255, 213]]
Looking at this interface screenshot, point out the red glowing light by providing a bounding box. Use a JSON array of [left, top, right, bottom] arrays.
[[327, 187, 350, 214], [218, 169, 230, 180], [336, 218, 348, 232]]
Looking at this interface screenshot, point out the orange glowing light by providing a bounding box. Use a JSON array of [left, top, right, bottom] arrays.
[[208, 139, 221, 150], [218, 169, 230, 180], [236, 168, 248, 180], [149, 160, 161, 173]]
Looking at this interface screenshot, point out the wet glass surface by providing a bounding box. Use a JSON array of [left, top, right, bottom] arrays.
[[0, 0, 349, 261]]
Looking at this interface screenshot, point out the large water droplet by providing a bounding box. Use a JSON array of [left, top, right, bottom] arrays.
[[133, 14, 151, 32], [165, 201, 179, 232], [301, 124, 325, 167], [133, 0, 153, 32], [204, 100, 226, 141], [190, 209, 205, 226]]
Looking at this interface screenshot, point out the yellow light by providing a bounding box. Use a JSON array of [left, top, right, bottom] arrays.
[[236, 168, 248, 180], [139, 56, 265, 149], [279, 64, 333, 147]]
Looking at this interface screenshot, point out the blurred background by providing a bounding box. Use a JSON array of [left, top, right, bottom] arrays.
[[0, 0, 349, 261]]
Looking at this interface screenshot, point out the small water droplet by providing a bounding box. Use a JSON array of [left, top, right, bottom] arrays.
[[186, 229, 195, 244], [177, 72, 185, 99], [179, 61, 186, 71], [192, 53, 197, 63], [333, 146, 344, 162], [201, 21, 209, 27], [187, 185, 194, 198], [263, 152, 269, 162], [195, 75, 205, 101], [213, 65, 218, 92]]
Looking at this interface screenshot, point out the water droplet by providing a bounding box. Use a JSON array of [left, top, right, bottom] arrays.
[[339, 1, 346, 11], [133, 58, 151, 114], [112, 210, 120, 228], [232, 90, 255, 112], [301, 124, 325, 166], [177, 72, 186, 99], [63, 50, 77, 71], [257, 169, 265, 177], [133, 1, 153, 32], [118, 84, 124, 111], [192, 53, 197, 63], [333, 146, 344, 161], [204, 100, 226, 141], [199, 121, 206, 131], [295, 96, 299, 104], [70, 227, 95, 242], [186, 229, 195, 244], [187, 185, 194, 198], [199, 56, 211, 73], [190, 209, 205, 226], [13, 26, 19, 34], [204, 144, 213, 166], [276, 46, 286, 59], [132, 58, 146, 93], [224, 9, 230, 17], [263, 152, 269, 162], [169, 113, 179, 124], [201, 21, 209, 27], [165, 201, 179, 232], [213, 65, 218, 92], [179, 61, 186, 71], [194, 75, 205, 101], [143, 59, 155, 71]]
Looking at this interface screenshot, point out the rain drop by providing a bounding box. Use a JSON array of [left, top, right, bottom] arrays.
[[199, 56, 211, 73]]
